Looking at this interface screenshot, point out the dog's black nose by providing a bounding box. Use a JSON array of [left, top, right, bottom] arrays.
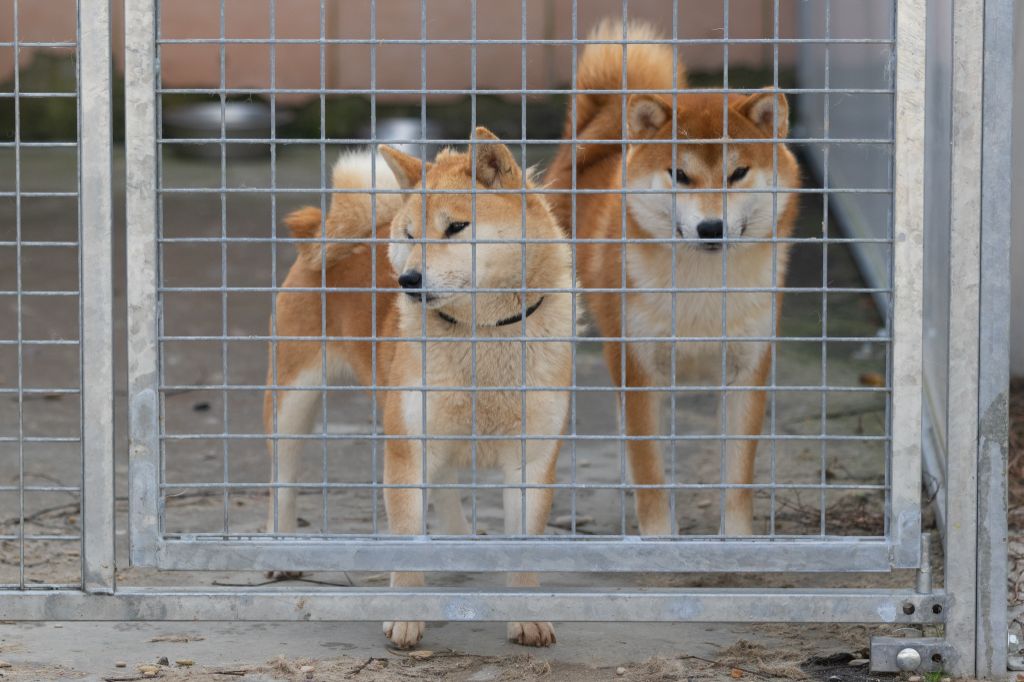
[[696, 219, 724, 241], [398, 270, 422, 290]]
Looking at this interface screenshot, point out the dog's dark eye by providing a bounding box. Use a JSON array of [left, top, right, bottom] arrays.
[[728, 167, 750, 183], [668, 168, 691, 185], [445, 221, 470, 237], [404, 228, 414, 240]]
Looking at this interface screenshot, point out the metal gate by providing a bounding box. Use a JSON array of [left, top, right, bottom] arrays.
[[0, 0, 1014, 678]]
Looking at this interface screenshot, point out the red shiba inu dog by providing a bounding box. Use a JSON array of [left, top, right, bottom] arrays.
[[265, 128, 572, 648], [546, 21, 800, 536]]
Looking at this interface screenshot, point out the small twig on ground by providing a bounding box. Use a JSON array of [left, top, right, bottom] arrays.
[[346, 656, 387, 677], [148, 634, 204, 643], [0, 502, 80, 528], [679, 654, 775, 680], [783, 405, 884, 426]]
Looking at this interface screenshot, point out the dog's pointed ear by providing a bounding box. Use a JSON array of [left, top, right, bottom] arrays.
[[472, 126, 522, 188], [380, 145, 427, 189], [737, 88, 790, 138], [627, 95, 671, 138]]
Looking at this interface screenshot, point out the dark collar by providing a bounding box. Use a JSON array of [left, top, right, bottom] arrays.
[[436, 296, 545, 328]]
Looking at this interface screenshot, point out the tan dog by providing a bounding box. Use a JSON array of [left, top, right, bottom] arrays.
[[265, 128, 572, 648], [546, 21, 800, 536]]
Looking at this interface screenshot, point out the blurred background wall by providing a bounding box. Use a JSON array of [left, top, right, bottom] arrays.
[[2, 0, 798, 100]]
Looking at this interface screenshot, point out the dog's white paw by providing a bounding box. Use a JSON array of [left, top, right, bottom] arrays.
[[507, 621, 556, 647], [383, 620, 425, 649]]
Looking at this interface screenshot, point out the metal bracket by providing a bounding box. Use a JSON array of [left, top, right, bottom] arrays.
[[870, 637, 956, 673], [1008, 632, 1023, 671]]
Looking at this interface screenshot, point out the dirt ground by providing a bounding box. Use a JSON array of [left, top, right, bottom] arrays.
[[0, 620, 903, 681], [0, 144, 942, 681]]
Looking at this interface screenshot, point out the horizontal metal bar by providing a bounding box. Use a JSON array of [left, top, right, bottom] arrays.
[[0, 535, 80, 542], [0, 41, 77, 48], [159, 335, 890, 345], [158, 285, 890, 296], [159, 136, 895, 146], [159, 235, 895, 245], [0, 437, 81, 444], [157, 86, 895, 97], [153, 335, 888, 348], [0, 241, 80, 247], [160, 384, 889, 396], [164, 481, 886, 492], [0, 484, 80, 493], [0, 290, 79, 297], [0, 587, 943, 624], [160, 432, 889, 443], [0, 191, 78, 198], [0, 339, 79, 346], [0, 142, 78, 148], [161, 383, 889, 395], [0, 388, 80, 395], [155, 37, 895, 46], [143, 538, 904, 573], [0, 92, 76, 99], [157, 185, 892, 196]]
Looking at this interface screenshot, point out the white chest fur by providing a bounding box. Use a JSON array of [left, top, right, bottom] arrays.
[[623, 244, 783, 385], [393, 298, 572, 469]]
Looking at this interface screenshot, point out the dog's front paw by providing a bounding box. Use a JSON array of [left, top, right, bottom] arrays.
[[507, 621, 556, 647], [383, 620, 425, 649]]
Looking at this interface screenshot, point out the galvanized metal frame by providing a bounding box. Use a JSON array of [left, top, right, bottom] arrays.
[[125, 0, 161, 566], [889, 0, 926, 570], [79, 0, 115, 596], [122, 0, 924, 577], [943, 1, 985, 675], [974, 0, 1013, 673], [914, 0, 1015, 676], [0, 586, 947, 624], [0, 2, 1011, 677]]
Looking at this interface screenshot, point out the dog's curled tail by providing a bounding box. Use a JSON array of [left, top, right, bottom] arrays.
[[286, 152, 402, 271], [571, 19, 685, 140]]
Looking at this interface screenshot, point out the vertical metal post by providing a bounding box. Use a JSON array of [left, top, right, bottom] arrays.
[[79, 0, 115, 593], [943, 0, 984, 675], [890, 0, 926, 568], [125, 0, 162, 565], [975, 0, 1014, 675]]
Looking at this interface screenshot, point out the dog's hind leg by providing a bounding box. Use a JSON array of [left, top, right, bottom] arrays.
[[721, 348, 771, 536], [264, 357, 325, 536]]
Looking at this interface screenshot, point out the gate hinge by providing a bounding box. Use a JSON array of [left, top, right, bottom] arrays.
[[870, 637, 955, 673]]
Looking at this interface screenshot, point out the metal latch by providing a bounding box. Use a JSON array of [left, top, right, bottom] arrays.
[[870, 637, 955, 673]]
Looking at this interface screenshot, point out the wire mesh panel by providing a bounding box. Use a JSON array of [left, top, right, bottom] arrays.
[[127, 0, 922, 574], [0, 0, 85, 589]]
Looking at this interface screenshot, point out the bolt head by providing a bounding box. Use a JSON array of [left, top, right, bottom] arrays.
[[896, 647, 922, 671]]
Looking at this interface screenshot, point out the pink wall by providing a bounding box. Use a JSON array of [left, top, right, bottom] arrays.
[[0, 0, 78, 80], [2, 1, 797, 102]]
